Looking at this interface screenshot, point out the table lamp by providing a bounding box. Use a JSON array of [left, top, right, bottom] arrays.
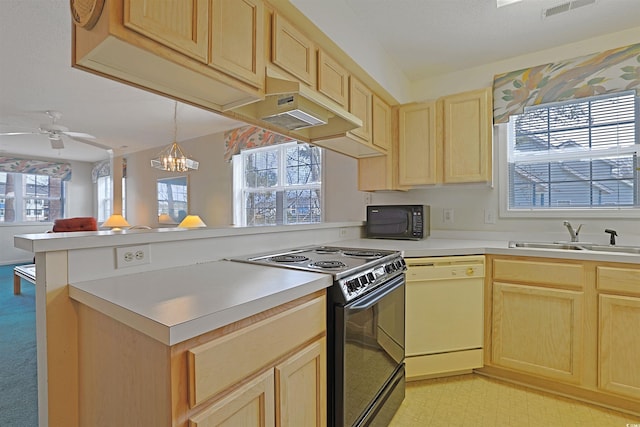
[[102, 214, 131, 231], [178, 214, 207, 228]]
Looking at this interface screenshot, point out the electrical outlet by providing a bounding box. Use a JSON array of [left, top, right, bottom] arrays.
[[443, 208, 454, 224], [484, 209, 497, 224], [363, 192, 372, 205], [339, 228, 348, 238], [116, 245, 150, 269]]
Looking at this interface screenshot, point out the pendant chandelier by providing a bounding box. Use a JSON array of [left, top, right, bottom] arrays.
[[151, 102, 199, 172]]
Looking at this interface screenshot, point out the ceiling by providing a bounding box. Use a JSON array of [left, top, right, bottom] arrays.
[[1, 0, 639, 163]]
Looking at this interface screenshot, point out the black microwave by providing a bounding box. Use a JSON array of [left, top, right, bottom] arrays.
[[365, 205, 430, 240]]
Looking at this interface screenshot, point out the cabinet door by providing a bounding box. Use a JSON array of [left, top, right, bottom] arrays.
[[349, 77, 372, 143], [189, 370, 275, 427], [125, 0, 209, 62], [492, 282, 584, 384], [599, 294, 640, 400], [442, 87, 492, 183], [398, 102, 437, 185], [272, 13, 315, 86], [317, 50, 348, 108], [210, 0, 264, 88], [358, 155, 392, 191], [372, 95, 392, 152], [275, 338, 327, 427]]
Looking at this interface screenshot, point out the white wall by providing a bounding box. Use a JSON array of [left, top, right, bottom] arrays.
[[411, 26, 640, 101], [124, 130, 368, 228], [1, 159, 95, 265], [371, 27, 640, 245]]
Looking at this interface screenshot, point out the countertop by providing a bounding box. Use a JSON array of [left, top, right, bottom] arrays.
[[334, 237, 640, 263], [68, 235, 640, 347], [69, 260, 332, 346]]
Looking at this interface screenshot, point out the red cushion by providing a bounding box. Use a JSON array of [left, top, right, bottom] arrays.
[[52, 217, 98, 232]]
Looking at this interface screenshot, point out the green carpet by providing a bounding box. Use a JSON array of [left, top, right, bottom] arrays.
[[0, 264, 38, 427]]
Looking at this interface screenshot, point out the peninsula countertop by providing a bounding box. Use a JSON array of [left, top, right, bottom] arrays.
[[69, 260, 332, 346], [67, 235, 640, 347]]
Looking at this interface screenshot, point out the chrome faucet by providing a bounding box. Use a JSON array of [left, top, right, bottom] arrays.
[[563, 221, 582, 242]]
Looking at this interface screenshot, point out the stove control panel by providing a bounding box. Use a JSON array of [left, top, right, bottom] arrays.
[[338, 256, 406, 301]]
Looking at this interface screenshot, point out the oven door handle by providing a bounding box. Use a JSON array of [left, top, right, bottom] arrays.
[[346, 274, 405, 312]]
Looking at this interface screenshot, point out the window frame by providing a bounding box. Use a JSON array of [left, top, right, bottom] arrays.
[[232, 142, 324, 227], [498, 91, 640, 219]]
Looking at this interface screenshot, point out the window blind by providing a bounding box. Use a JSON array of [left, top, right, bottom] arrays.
[[508, 91, 638, 209]]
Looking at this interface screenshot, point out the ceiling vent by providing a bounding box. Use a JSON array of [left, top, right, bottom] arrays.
[[543, 0, 596, 18]]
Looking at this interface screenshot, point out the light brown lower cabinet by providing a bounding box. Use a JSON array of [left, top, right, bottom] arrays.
[[597, 266, 640, 401], [481, 256, 640, 417], [491, 282, 584, 383], [77, 291, 326, 427], [189, 369, 275, 427], [189, 338, 326, 427]]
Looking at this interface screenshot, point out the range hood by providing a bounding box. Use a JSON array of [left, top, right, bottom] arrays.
[[259, 92, 330, 131], [230, 74, 385, 158]]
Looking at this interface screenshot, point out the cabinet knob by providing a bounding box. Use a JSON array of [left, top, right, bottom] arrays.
[[466, 267, 474, 276]]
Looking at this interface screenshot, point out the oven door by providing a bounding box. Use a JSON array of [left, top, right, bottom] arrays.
[[335, 273, 405, 427]]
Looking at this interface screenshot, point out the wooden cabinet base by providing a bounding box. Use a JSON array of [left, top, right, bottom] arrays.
[[77, 290, 326, 427], [407, 349, 483, 381], [476, 366, 640, 418]]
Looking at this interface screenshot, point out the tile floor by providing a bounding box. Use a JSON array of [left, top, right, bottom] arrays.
[[389, 374, 640, 427]]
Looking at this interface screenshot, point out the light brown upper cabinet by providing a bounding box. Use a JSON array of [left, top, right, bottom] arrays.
[[398, 102, 438, 186], [309, 76, 384, 159], [73, 0, 263, 112], [271, 13, 316, 87], [125, 0, 210, 62], [358, 97, 400, 191], [397, 87, 492, 187], [358, 101, 397, 191], [126, 0, 264, 89], [209, 0, 265, 88], [317, 50, 349, 108], [371, 94, 392, 152], [441, 87, 493, 183], [349, 76, 373, 143]]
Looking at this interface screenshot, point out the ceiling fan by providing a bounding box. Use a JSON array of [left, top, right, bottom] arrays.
[[0, 110, 97, 149]]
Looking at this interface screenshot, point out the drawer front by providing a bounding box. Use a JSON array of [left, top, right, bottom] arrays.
[[597, 266, 640, 296], [187, 295, 325, 407], [493, 259, 584, 289]]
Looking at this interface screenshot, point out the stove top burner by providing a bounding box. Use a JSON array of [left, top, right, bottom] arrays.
[[342, 250, 384, 259], [309, 260, 347, 269], [270, 254, 310, 263], [314, 247, 341, 254]]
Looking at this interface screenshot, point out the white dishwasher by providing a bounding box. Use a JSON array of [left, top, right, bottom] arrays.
[[405, 255, 485, 380]]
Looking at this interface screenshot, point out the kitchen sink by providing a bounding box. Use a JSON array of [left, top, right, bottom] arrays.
[[509, 241, 640, 254], [586, 245, 640, 254], [508, 241, 587, 250]]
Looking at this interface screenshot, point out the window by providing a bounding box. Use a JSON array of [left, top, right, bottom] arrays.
[[233, 142, 322, 226], [0, 172, 65, 223], [96, 176, 126, 223], [157, 176, 188, 224], [506, 92, 639, 213], [96, 175, 111, 223]]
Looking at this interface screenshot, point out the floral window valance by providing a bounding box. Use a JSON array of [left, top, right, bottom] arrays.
[[224, 125, 296, 162], [0, 157, 72, 180], [493, 42, 640, 124], [91, 159, 110, 183]]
